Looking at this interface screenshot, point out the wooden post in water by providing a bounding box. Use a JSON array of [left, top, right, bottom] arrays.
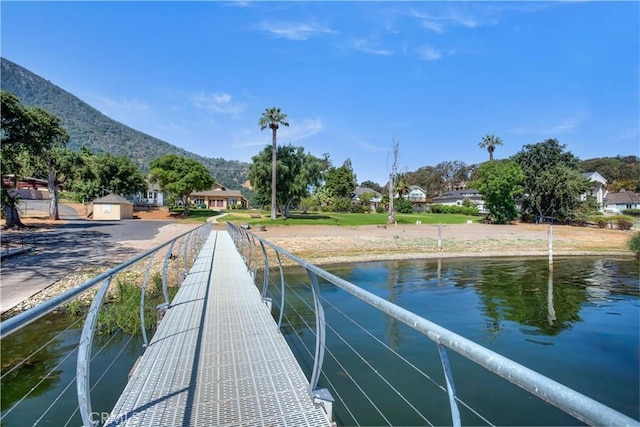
[[438, 225, 442, 251], [548, 224, 553, 271]]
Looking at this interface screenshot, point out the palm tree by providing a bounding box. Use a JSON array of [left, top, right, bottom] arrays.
[[259, 107, 289, 220], [479, 134, 503, 161], [394, 172, 410, 198]]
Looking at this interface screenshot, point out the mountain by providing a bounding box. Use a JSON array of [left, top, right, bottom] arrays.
[[0, 57, 250, 190]]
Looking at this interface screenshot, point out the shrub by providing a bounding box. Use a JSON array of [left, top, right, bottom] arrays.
[[350, 203, 367, 214], [628, 232, 640, 256], [592, 216, 609, 228], [430, 204, 480, 216], [332, 197, 352, 213], [622, 208, 640, 217], [395, 198, 414, 214], [615, 216, 634, 231], [375, 206, 385, 214]]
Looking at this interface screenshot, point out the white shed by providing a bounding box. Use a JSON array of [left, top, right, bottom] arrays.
[[92, 193, 134, 220]]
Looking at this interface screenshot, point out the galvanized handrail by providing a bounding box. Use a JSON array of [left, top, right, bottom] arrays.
[[77, 223, 210, 426], [0, 223, 209, 340], [226, 222, 638, 427], [0, 222, 210, 427]]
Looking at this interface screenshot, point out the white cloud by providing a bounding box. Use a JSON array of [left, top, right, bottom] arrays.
[[358, 141, 385, 152], [421, 20, 445, 33], [408, 7, 491, 32], [349, 38, 393, 56], [510, 111, 590, 135], [257, 21, 335, 40], [234, 117, 324, 149], [192, 92, 245, 117], [92, 95, 149, 113], [416, 45, 442, 61], [279, 117, 324, 141]]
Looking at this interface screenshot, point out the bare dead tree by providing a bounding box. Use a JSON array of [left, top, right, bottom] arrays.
[[387, 139, 401, 224]]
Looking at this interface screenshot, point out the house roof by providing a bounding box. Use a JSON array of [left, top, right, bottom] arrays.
[[93, 193, 133, 205], [433, 189, 481, 200], [408, 185, 426, 194], [582, 171, 607, 185], [604, 191, 640, 205], [354, 186, 382, 197], [191, 189, 245, 198]]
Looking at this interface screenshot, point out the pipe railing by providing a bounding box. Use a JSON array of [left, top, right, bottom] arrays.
[[226, 222, 638, 427], [0, 222, 210, 427]]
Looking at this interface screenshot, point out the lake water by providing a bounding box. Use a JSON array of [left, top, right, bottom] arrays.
[[1, 256, 638, 426], [277, 256, 639, 426]]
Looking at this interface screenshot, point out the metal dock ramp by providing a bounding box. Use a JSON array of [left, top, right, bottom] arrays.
[[105, 231, 332, 426]]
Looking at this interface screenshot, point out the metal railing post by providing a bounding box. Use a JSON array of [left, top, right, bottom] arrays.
[[306, 270, 326, 393], [258, 240, 270, 302], [182, 232, 191, 274], [77, 276, 113, 427], [140, 250, 158, 347], [162, 241, 175, 306], [274, 251, 286, 331], [437, 344, 461, 427]]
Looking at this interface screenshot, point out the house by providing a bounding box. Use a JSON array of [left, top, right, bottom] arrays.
[[352, 187, 383, 211], [402, 185, 428, 212], [431, 189, 487, 213], [581, 172, 607, 207], [190, 183, 248, 210], [135, 182, 168, 207], [92, 193, 134, 220], [603, 190, 640, 214], [2, 175, 49, 200]]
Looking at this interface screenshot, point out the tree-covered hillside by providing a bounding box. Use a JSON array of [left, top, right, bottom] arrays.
[[0, 57, 250, 189]]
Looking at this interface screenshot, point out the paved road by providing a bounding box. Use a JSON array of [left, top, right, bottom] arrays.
[[0, 217, 183, 314]]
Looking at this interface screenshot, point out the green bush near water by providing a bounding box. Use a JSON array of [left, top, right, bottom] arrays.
[[66, 272, 178, 336], [628, 232, 640, 256]]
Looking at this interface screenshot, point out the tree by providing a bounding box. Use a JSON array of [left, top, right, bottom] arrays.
[[324, 159, 357, 199], [479, 134, 503, 161], [472, 160, 525, 224], [259, 107, 289, 220], [1, 91, 31, 227], [0, 92, 69, 224], [21, 106, 70, 220], [149, 154, 214, 217], [394, 172, 410, 198], [92, 153, 148, 197], [387, 139, 400, 224], [512, 139, 589, 221], [247, 144, 327, 217]]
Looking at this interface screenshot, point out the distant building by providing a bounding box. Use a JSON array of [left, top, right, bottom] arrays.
[[603, 190, 640, 213], [190, 183, 248, 210], [92, 193, 134, 220], [431, 189, 486, 213], [581, 172, 607, 207], [402, 185, 428, 212], [352, 187, 383, 211], [135, 182, 168, 207]]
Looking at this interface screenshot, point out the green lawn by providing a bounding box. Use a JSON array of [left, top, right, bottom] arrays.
[[216, 210, 479, 226]]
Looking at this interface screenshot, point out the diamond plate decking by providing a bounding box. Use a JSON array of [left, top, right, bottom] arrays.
[[105, 231, 332, 426]]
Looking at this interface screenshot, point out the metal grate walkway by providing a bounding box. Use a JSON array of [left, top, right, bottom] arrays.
[[105, 231, 331, 426]]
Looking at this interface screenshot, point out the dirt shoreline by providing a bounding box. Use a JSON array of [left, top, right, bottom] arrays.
[[221, 222, 633, 265]]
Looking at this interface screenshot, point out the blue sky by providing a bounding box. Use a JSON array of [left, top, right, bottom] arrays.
[[2, 1, 638, 185]]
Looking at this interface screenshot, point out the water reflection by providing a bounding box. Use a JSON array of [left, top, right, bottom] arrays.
[[475, 260, 588, 336], [1, 314, 78, 413]]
